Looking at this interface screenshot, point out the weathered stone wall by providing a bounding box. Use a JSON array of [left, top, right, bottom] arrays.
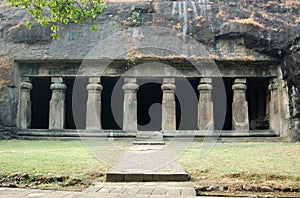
[[282, 39, 300, 141], [0, 0, 299, 140]]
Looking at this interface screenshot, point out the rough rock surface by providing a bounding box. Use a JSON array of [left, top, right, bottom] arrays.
[[0, 0, 299, 140]]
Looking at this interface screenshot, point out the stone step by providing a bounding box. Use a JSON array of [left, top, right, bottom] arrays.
[[106, 172, 189, 182], [135, 131, 164, 141], [133, 141, 166, 145]]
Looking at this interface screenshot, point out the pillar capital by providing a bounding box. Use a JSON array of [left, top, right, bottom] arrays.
[[197, 83, 212, 91], [232, 83, 247, 90], [268, 78, 278, 90], [161, 83, 176, 92], [20, 81, 33, 90], [87, 83, 103, 91], [232, 78, 247, 91], [122, 82, 139, 91], [50, 83, 67, 91]]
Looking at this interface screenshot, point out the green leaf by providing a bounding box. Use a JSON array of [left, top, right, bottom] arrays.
[[6, 0, 107, 39], [91, 24, 98, 32], [25, 20, 32, 29]]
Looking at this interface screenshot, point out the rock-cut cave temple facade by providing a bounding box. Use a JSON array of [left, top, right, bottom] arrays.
[[0, 0, 299, 141]]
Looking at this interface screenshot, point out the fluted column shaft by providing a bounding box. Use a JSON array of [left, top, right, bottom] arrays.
[[161, 78, 176, 131], [19, 80, 32, 129], [269, 78, 280, 134], [232, 78, 249, 131], [49, 77, 67, 130], [123, 78, 139, 132], [86, 77, 103, 130], [198, 78, 214, 130]]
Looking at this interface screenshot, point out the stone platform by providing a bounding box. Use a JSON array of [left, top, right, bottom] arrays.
[[106, 145, 189, 182]]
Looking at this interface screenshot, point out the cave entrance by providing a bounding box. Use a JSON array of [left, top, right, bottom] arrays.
[[247, 77, 270, 130], [65, 77, 88, 129], [101, 77, 123, 130], [137, 78, 162, 131], [212, 77, 234, 130], [175, 77, 198, 130], [31, 77, 51, 129]]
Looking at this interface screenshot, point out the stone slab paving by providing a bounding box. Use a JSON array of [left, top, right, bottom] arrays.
[[106, 145, 189, 182], [0, 182, 196, 197]]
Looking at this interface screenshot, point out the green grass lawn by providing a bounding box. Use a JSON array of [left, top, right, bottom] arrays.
[[0, 140, 299, 192], [0, 140, 108, 190], [178, 142, 300, 190]]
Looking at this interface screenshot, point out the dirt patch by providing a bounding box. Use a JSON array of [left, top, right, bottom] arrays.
[[0, 172, 105, 191], [194, 173, 300, 197]]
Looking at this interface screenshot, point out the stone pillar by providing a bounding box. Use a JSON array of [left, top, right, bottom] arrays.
[[49, 77, 67, 130], [232, 78, 249, 131], [122, 77, 139, 132], [161, 78, 176, 131], [19, 79, 32, 129], [268, 78, 280, 134], [198, 78, 214, 130], [86, 77, 103, 130]]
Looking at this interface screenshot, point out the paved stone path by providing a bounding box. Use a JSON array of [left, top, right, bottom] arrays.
[[106, 145, 189, 182], [0, 182, 196, 197]]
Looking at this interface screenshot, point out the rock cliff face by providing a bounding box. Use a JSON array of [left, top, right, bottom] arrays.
[[0, 0, 299, 140]]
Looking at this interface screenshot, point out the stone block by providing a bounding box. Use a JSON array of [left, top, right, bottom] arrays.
[[200, 78, 212, 84], [51, 77, 63, 83], [124, 174, 144, 182], [234, 78, 246, 84], [88, 77, 100, 83], [163, 78, 175, 84], [106, 173, 124, 182], [124, 77, 137, 83]]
